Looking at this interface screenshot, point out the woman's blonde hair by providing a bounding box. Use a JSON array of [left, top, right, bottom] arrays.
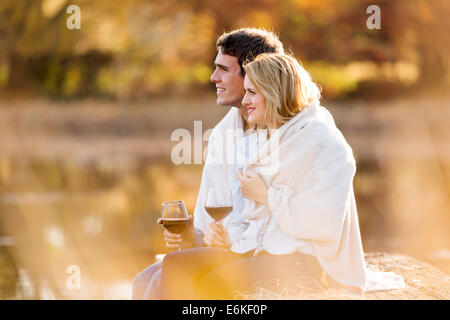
[[243, 53, 321, 129]]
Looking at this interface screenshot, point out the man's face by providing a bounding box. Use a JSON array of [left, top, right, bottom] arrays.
[[210, 49, 245, 107]]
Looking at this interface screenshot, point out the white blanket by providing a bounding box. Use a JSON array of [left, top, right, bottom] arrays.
[[193, 103, 405, 295]]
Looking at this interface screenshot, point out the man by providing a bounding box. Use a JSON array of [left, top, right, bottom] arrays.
[[132, 28, 284, 299]]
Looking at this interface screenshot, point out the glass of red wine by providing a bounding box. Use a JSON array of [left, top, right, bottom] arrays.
[[158, 200, 190, 251], [204, 187, 233, 223]]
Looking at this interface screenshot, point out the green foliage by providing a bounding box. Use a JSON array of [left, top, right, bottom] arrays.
[[307, 61, 359, 98], [0, 63, 8, 89]]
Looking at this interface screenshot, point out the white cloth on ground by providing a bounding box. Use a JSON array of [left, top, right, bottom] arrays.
[[365, 270, 406, 292]]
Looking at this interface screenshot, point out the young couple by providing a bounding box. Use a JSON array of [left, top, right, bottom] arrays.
[[133, 28, 367, 300]]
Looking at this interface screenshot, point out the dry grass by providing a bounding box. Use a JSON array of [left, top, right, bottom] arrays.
[[235, 253, 450, 300], [234, 277, 357, 300]]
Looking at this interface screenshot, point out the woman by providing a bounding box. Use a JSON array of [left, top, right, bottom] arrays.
[[235, 53, 366, 292], [159, 53, 367, 299]]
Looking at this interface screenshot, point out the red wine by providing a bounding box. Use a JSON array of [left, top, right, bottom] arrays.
[[204, 206, 233, 221], [158, 218, 190, 234]]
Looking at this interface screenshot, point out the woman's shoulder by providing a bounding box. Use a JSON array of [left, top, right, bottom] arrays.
[[291, 114, 352, 154], [288, 115, 332, 141]]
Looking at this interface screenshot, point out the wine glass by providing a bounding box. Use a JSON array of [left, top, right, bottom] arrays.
[[204, 187, 233, 223], [158, 200, 189, 251]]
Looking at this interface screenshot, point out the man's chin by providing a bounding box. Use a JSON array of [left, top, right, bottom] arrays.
[[216, 97, 240, 107], [216, 101, 231, 107]]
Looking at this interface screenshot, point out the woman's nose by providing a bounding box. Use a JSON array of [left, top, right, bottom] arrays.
[[242, 93, 250, 106]]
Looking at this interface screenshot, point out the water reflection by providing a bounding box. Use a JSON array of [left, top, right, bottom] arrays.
[[81, 215, 103, 236], [17, 269, 35, 299], [0, 246, 19, 299], [103, 281, 133, 300], [0, 157, 448, 299], [46, 226, 65, 248], [1, 192, 64, 205], [0, 160, 202, 299]]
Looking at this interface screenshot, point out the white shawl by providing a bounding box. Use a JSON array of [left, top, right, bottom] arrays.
[[239, 100, 405, 294], [235, 100, 366, 293], [193, 102, 405, 295]]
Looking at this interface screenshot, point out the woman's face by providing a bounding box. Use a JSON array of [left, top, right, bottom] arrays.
[[242, 75, 266, 126]]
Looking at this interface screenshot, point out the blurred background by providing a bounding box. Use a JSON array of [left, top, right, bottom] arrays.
[[0, 0, 449, 299]]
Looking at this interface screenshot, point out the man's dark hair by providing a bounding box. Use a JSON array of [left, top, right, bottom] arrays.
[[216, 28, 284, 76]]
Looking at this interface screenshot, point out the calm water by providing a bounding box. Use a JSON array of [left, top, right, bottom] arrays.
[[0, 156, 448, 299], [0, 159, 205, 299]]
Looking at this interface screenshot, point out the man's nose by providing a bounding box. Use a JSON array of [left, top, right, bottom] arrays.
[[210, 69, 220, 83]]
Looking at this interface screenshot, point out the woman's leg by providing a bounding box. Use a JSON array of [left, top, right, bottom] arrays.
[[196, 252, 324, 299], [160, 247, 247, 300], [132, 261, 162, 300]]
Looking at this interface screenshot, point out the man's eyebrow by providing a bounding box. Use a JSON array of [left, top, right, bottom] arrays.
[[215, 63, 229, 71]]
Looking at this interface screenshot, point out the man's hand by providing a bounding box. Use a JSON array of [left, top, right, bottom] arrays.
[[203, 221, 231, 249], [163, 215, 197, 250]]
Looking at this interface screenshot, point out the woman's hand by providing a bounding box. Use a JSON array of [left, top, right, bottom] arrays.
[[203, 221, 231, 249], [236, 170, 268, 206]]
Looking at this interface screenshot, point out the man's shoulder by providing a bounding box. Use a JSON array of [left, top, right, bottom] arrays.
[[210, 107, 242, 135]]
